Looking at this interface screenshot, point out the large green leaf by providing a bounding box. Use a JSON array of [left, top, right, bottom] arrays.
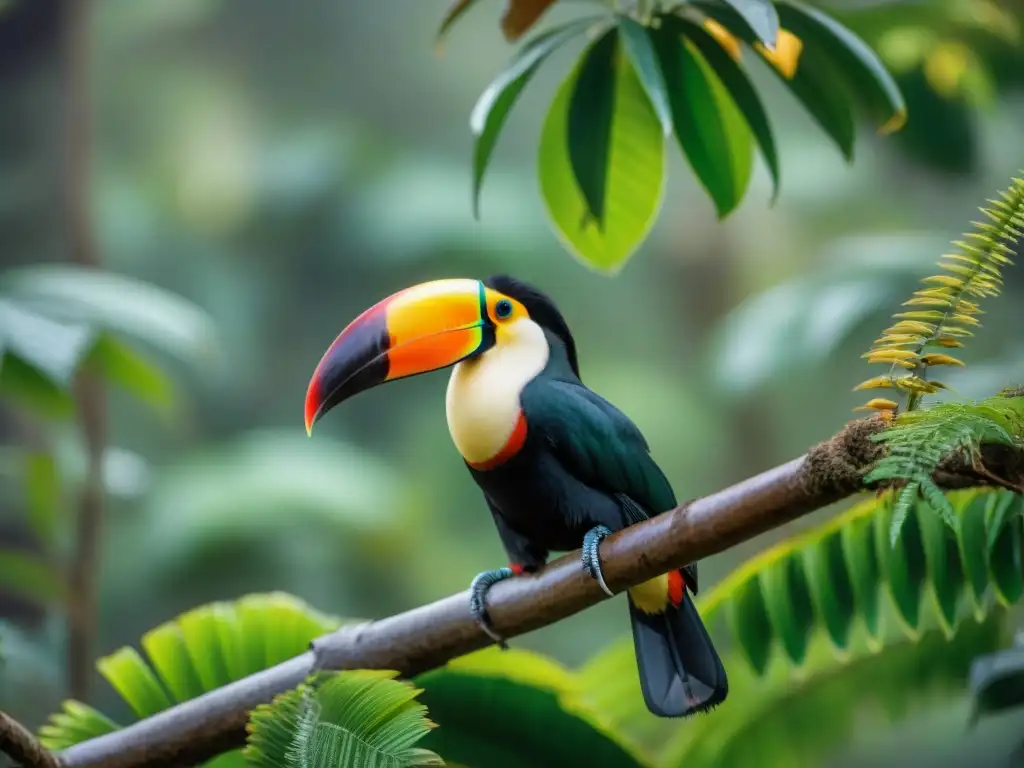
[[617, 17, 673, 136], [694, 1, 857, 159], [245, 670, 443, 768], [776, 0, 907, 134], [568, 27, 619, 226], [652, 21, 753, 217], [706, 489, 1021, 670], [39, 592, 342, 761], [658, 615, 1006, 768], [669, 15, 779, 200], [470, 18, 601, 217], [538, 30, 665, 273], [0, 265, 218, 366], [416, 647, 651, 768], [83, 333, 178, 417], [40, 595, 649, 768]]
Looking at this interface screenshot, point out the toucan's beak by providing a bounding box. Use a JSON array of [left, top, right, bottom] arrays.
[[305, 278, 488, 434]]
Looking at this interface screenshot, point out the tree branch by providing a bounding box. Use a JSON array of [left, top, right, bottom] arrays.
[[0, 710, 61, 768], [54, 417, 894, 768], [60, 0, 104, 703]]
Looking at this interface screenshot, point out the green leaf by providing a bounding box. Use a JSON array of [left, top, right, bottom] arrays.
[[23, 451, 60, 544], [568, 27, 619, 226], [717, 0, 779, 48], [988, 493, 1024, 605], [695, 2, 857, 159], [470, 18, 600, 218], [538, 30, 665, 272], [776, 0, 907, 134], [726, 575, 773, 674], [417, 647, 651, 767], [916, 497, 964, 636], [840, 512, 882, 643], [0, 352, 74, 417], [96, 648, 175, 719], [0, 549, 64, 606], [0, 265, 218, 366], [956, 490, 993, 618], [244, 670, 443, 768], [38, 701, 120, 751], [651, 27, 752, 217], [617, 18, 673, 135], [759, 554, 815, 664], [670, 16, 780, 200], [84, 334, 178, 417], [38, 593, 341, 751], [802, 531, 856, 650], [874, 495, 927, 633], [775, 40, 857, 160]]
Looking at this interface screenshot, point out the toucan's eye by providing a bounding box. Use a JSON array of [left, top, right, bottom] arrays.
[[495, 299, 513, 320]]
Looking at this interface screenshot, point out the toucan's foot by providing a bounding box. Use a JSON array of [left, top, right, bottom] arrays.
[[582, 525, 615, 597], [469, 567, 515, 649]]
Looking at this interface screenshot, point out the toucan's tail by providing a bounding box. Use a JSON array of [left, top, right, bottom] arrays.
[[628, 577, 728, 717]]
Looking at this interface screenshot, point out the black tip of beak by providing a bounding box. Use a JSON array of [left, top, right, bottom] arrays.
[[305, 311, 390, 434]]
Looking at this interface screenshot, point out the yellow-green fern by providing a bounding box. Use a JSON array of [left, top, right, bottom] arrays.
[[856, 172, 1024, 413]]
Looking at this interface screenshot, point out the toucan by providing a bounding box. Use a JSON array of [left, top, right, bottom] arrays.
[[303, 275, 728, 717]]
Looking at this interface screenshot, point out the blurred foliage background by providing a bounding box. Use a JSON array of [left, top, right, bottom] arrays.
[[1, 0, 1023, 765]]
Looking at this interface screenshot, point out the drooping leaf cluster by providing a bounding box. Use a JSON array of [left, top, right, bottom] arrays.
[[865, 392, 1024, 542], [448, 0, 906, 272], [855, 172, 1024, 414]]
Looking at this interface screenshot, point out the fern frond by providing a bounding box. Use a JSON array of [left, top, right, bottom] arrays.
[[865, 392, 1024, 543], [855, 172, 1024, 412]]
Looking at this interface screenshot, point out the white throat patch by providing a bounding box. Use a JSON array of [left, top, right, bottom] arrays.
[[445, 318, 549, 465]]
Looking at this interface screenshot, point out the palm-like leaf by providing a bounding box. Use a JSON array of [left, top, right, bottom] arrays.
[[245, 670, 443, 768], [578, 488, 1021, 765], [39, 596, 651, 767], [415, 646, 652, 768], [38, 592, 342, 757]]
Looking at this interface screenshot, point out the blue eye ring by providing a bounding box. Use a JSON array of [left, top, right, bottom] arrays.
[[495, 299, 513, 319]]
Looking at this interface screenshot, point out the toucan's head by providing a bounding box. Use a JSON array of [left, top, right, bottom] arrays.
[[304, 275, 577, 434]]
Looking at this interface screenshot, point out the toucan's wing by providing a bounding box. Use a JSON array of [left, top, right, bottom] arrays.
[[521, 379, 677, 517], [522, 378, 697, 591]]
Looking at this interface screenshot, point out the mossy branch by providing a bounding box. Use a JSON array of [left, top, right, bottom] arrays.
[[865, 390, 1024, 542]]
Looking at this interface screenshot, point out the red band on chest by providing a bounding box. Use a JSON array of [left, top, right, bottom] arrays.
[[509, 563, 525, 575], [667, 570, 685, 608], [467, 411, 528, 471]]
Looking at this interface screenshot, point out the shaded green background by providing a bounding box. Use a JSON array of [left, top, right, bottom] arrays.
[[1, 0, 1023, 765]]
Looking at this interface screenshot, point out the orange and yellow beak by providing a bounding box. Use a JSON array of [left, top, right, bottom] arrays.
[[304, 278, 492, 434]]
